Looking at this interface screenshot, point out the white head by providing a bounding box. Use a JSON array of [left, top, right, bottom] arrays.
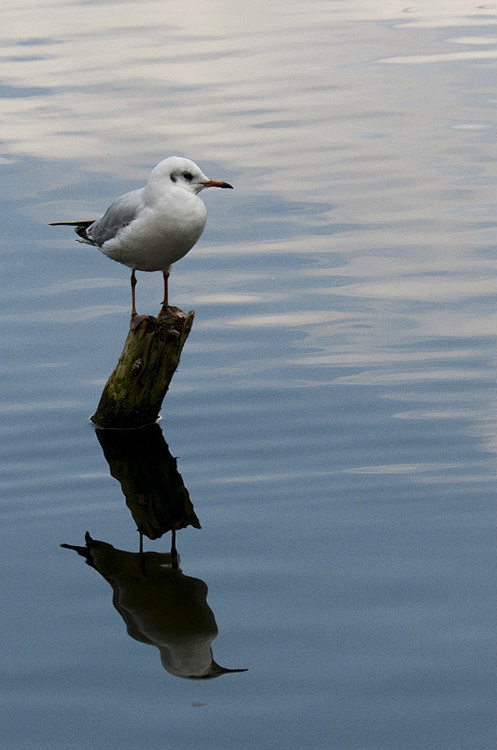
[[149, 156, 233, 195]]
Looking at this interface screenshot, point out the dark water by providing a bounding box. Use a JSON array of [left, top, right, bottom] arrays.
[[1, 2, 496, 748]]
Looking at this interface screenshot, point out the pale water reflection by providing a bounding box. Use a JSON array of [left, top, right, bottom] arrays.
[[1, 0, 496, 748]]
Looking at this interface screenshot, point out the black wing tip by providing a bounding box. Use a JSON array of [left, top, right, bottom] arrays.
[[49, 221, 94, 227], [49, 220, 94, 241]]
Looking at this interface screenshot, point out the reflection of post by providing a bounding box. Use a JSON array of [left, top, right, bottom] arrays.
[[62, 534, 247, 680], [91, 309, 194, 429], [96, 423, 200, 539]]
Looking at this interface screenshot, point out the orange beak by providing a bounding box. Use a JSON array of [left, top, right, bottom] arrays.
[[202, 179, 233, 189]]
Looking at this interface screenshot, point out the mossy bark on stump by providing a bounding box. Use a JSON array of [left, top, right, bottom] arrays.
[[91, 309, 194, 429]]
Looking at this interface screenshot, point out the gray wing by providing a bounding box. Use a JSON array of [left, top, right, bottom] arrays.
[[88, 188, 144, 247]]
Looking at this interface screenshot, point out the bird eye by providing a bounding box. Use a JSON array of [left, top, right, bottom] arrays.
[[182, 172, 193, 181], [170, 174, 177, 183]]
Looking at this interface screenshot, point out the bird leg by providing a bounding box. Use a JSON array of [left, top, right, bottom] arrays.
[[130, 269, 138, 319], [157, 270, 171, 318], [170, 528, 179, 569], [129, 269, 149, 330]]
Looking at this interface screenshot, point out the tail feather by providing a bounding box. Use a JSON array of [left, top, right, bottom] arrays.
[[49, 220, 95, 242]]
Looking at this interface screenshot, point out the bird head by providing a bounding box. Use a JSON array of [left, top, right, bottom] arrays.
[[151, 156, 233, 194]]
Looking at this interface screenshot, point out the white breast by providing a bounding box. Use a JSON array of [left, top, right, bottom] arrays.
[[99, 188, 208, 272]]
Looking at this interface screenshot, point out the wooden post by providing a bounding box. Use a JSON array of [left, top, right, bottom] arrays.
[[91, 309, 194, 429]]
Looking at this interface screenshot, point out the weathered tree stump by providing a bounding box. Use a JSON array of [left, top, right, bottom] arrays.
[[91, 309, 194, 429]]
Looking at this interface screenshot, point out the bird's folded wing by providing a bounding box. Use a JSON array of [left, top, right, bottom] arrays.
[[89, 188, 144, 246]]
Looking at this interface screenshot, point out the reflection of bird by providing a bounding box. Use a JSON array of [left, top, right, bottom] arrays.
[[62, 534, 247, 680], [50, 156, 233, 325]]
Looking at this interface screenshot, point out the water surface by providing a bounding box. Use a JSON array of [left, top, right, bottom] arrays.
[[1, 1, 496, 748]]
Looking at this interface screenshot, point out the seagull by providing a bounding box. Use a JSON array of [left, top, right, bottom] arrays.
[[50, 156, 233, 326]]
